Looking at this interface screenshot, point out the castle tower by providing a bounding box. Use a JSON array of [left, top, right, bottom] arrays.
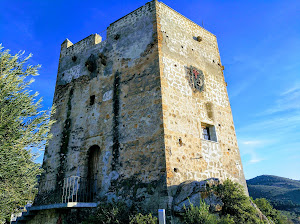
[[31, 1, 247, 223]]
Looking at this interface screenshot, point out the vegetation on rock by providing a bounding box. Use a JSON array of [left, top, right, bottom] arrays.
[[182, 199, 234, 224], [82, 201, 132, 224], [253, 198, 291, 224], [129, 213, 158, 224], [81, 179, 294, 224], [182, 179, 294, 224], [214, 179, 263, 223], [82, 201, 158, 224]]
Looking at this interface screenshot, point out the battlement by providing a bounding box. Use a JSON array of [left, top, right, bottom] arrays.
[[107, 1, 155, 37], [59, 1, 217, 61], [60, 33, 102, 58]]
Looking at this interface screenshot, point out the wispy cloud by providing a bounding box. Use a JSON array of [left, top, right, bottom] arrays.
[[258, 84, 300, 115], [229, 79, 252, 99], [237, 112, 300, 136], [239, 140, 266, 164], [282, 84, 300, 95], [241, 140, 263, 146], [237, 88, 300, 167]]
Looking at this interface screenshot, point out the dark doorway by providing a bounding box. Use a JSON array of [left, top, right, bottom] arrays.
[[87, 145, 101, 200], [87, 145, 101, 180]]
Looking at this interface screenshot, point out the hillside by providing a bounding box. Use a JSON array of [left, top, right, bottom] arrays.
[[247, 175, 300, 223]]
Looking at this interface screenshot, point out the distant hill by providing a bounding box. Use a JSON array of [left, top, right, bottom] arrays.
[[247, 175, 300, 223]]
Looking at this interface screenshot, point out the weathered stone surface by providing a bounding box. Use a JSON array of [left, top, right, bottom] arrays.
[[156, 2, 247, 193], [30, 1, 248, 224], [172, 178, 223, 214]]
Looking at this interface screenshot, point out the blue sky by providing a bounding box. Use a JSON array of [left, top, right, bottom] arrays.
[[1, 0, 299, 180]]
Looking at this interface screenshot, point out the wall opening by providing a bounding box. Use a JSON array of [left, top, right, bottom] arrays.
[[90, 95, 95, 106], [178, 137, 183, 146], [196, 36, 202, 42], [87, 145, 101, 195], [201, 123, 217, 142]]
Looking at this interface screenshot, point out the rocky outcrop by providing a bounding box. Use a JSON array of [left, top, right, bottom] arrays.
[[172, 178, 223, 214], [172, 178, 272, 224]]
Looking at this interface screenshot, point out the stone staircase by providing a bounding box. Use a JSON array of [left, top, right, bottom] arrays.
[[11, 176, 98, 223], [10, 202, 98, 224], [11, 206, 38, 224]]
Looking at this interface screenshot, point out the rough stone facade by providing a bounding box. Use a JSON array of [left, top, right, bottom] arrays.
[[30, 1, 247, 223], [156, 2, 247, 193]]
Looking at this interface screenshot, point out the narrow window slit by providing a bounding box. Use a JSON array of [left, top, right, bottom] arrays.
[[90, 95, 95, 106]]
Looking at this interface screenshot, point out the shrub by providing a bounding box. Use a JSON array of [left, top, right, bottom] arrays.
[[218, 215, 235, 224], [254, 198, 289, 224], [214, 179, 262, 224], [129, 213, 158, 224], [182, 199, 220, 224], [82, 201, 130, 224]]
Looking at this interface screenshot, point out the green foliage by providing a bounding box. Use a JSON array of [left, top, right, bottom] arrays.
[[279, 210, 299, 224], [129, 213, 157, 224], [83, 201, 159, 224], [182, 180, 293, 224], [82, 201, 131, 224], [182, 199, 240, 224], [254, 198, 290, 224], [182, 199, 220, 224], [0, 45, 54, 223], [218, 215, 235, 224], [247, 175, 300, 216], [214, 179, 262, 224]]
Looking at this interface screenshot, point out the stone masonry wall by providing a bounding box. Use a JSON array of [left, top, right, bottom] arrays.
[[34, 1, 248, 223], [155, 1, 247, 197], [40, 0, 168, 214]]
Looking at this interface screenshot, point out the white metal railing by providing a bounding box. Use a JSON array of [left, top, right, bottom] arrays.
[[62, 176, 80, 203], [62, 176, 97, 203], [35, 176, 97, 205]]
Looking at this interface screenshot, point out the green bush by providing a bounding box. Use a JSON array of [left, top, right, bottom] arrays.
[[82, 201, 130, 224], [218, 215, 235, 224], [82, 201, 158, 224], [182, 199, 239, 224], [129, 213, 158, 224], [214, 179, 263, 224], [254, 198, 290, 224], [182, 199, 220, 224], [182, 180, 292, 223]]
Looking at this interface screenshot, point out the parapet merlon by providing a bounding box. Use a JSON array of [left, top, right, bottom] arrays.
[[60, 34, 103, 58]]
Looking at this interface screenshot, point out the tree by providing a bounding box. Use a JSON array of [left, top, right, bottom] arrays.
[[253, 198, 290, 224], [0, 45, 54, 223], [214, 179, 263, 224]]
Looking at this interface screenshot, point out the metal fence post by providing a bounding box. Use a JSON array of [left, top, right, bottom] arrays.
[[158, 209, 166, 224]]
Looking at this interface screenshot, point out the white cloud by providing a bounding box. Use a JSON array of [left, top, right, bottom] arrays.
[[242, 146, 265, 164], [249, 158, 263, 164], [240, 140, 263, 146], [281, 84, 300, 95], [239, 139, 266, 164], [259, 84, 300, 115]]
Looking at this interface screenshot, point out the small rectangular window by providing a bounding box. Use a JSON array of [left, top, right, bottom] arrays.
[[201, 123, 217, 142], [90, 95, 95, 106], [202, 126, 210, 140]]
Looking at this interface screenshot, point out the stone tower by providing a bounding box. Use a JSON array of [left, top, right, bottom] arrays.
[[32, 1, 247, 223]]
